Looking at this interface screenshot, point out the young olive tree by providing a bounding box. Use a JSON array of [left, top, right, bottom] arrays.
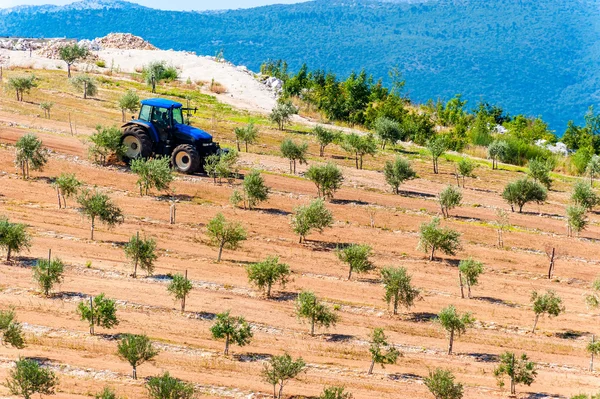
[[118, 90, 140, 122], [495, 209, 510, 248], [77, 293, 119, 335], [587, 335, 600, 372], [142, 61, 178, 93], [205, 150, 239, 185], [117, 333, 158, 379], [368, 328, 400, 374], [374, 117, 402, 150], [296, 290, 339, 336], [424, 368, 464, 399], [291, 199, 333, 243], [456, 158, 476, 188], [242, 170, 270, 209], [280, 138, 308, 174], [6, 357, 58, 399], [167, 272, 192, 312], [502, 178, 547, 213], [487, 140, 508, 170], [206, 213, 247, 262], [494, 352, 536, 395], [124, 233, 157, 278], [384, 156, 416, 194], [313, 125, 338, 157], [439, 185, 462, 218], [457, 259, 484, 299], [0, 309, 25, 349], [262, 353, 305, 399], [246, 256, 291, 298], [530, 290, 564, 333], [77, 189, 123, 240], [341, 133, 377, 170], [270, 101, 298, 130], [146, 372, 194, 399], [336, 244, 374, 280], [88, 126, 125, 166], [0, 218, 31, 262], [435, 305, 474, 355], [320, 386, 353, 399], [234, 123, 259, 152], [210, 311, 253, 355], [527, 158, 552, 189], [418, 217, 461, 261], [53, 173, 82, 209], [15, 133, 47, 180], [572, 181, 599, 211], [33, 256, 64, 297], [305, 163, 344, 200], [59, 43, 89, 77], [39, 102, 54, 119], [427, 136, 448, 174], [6, 74, 37, 101], [587, 155, 600, 185], [567, 204, 588, 237], [130, 157, 173, 196], [95, 387, 121, 399], [381, 267, 420, 315], [70, 74, 97, 99]]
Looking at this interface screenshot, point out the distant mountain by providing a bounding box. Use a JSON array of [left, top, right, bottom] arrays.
[[1, 0, 599, 132]]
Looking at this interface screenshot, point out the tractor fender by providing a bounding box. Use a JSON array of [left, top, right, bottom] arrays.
[[122, 120, 159, 143]]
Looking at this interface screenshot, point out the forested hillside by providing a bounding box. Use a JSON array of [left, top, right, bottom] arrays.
[[1, 0, 599, 131]]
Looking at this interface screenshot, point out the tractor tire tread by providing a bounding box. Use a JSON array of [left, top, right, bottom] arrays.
[[172, 144, 200, 174]]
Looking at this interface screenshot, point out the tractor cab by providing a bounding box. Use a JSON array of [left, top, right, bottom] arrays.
[[120, 98, 222, 174]]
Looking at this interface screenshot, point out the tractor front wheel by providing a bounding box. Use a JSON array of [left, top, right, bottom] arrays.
[[171, 144, 200, 174], [121, 127, 152, 163]]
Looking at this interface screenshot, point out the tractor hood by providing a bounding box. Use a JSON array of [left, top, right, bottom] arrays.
[[175, 123, 212, 141]]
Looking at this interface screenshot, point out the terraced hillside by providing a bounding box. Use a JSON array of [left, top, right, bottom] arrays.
[[0, 68, 599, 399]]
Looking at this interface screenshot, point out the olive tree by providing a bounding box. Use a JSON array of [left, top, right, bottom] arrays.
[[59, 43, 89, 77], [585, 278, 600, 310], [587, 336, 600, 372], [384, 156, 416, 194], [0, 309, 25, 349], [130, 156, 173, 196], [571, 181, 598, 211], [587, 155, 600, 185], [206, 213, 247, 262], [439, 185, 462, 218], [487, 140, 508, 170], [33, 256, 64, 297], [296, 290, 339, 336], [70, 74, 97, 99], [117, 334, 158, 379], [146, 372, 194, 399], [313, 125, 337, 157], [494, 352, 536, 395], [15, 133, 47, 179], [262, 353, 305, 399], [40, 102, 53, 119], [530, 290, 564, 333], [435, 305, 475, 355], [456, 158, 476, 188], [424, 368, 464, 399], [142, 61, 178, 93], [341, 133, 377, 170], [336, 244, 374, 280], [167, 272, 193, 312], [0, 218, 31, 262], [291, 199, 333, 243], [305, 163, 344, 200], [242, 170, 270, 209], [53, 173, 82, 209], [77, 189, 124, 240], [381, 267, 420, 315], [124, 233, 157, 278], [567, 205, 588, 237], [502, 178, 547, 213], [118, 89, 140, 122], [495, 209, 510, 248], [94, 387, 122, 399], [527, 158, 552, 189], [280, 138, 308, 174], [205, 150, 239, 184], [88, 126, 125, 166], [270, 101, 298, 130], [427, 136, 448, 174], [234, 123, 259, 152], [77, 293, 119, 335], [458, 258, 484, 299], [418, 217, 461, 261], [246, 256, 291, 298], [6, 357, 58, 399], [368, 328, 400, 374], [374, 117, 401, 149], [320, 386, 353, 399], [6, 75, 37, 101], [210, 311, 253, 355]]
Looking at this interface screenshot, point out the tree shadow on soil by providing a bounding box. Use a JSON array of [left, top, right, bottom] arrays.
[[257, 208, 291, 216], [326, 334, 354, 343], [405, 312, 437, 323], [475, 296, 519, 308], [467, 353, 499, 363], [233, 353, 271, 362], [525, 393, 566, 399], [387, 372, 422, 382], [271, 291, 298, 302], [396, 189, 437, 199], [303, 240, 353, 252], [556, 330, 589, 340], [189, 310, 217, 321], [330, 198, 372, 206]]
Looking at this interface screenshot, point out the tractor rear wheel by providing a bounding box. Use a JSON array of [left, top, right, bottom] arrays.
[[121, 127, 152, 163], [171, 144, 200, 174]]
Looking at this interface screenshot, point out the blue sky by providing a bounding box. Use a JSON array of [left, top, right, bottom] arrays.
[[0, 0, 309, 11]]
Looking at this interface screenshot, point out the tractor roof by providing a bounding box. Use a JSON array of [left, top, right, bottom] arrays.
[[141, 98, 183, 108]]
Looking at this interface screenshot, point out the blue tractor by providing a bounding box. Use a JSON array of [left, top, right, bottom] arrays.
[[120, 98, 222, 174]]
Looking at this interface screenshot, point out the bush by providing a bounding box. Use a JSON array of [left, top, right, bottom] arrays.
[[572, 146, 594, 175], [234, 123, 259, 152], [204, 149, 239, 184], [502, 178, 547, 213], [167, 273, 193, 312], [6, 357, 58, 399], [320, 386, 353, 399], [53, 173, 82, 209], [383, 156, 415, 194], [494, 352, 536, 395], [567, 204, 588, 237], [142, 60, 179, 92], [424, 368, 464, 399], [95, 60, 106, 68], [456, 158, 476, 187], [305, 163, 344, 199]]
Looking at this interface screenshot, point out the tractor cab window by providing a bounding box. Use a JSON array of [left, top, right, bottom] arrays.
[[139, 104, 151, 121], [151, 107, 170, 127], [172, 108, 184, 125]]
